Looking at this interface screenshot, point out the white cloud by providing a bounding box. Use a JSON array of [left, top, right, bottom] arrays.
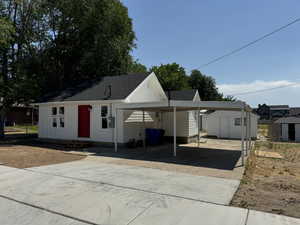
[[218, 80, 299, 95], [217, 80, 300, 107]]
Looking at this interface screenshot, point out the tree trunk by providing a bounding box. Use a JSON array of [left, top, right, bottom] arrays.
[[0, 110, 5, 140]]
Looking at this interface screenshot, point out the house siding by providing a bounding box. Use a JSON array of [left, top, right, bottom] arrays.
[[188, 111, 199, 137], [162, 111, 189, 137], [38, 103, 122, 143]]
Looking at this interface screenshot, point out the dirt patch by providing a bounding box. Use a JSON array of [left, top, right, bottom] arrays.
[[231, 141, 300, 218], [0, 145, 85, 168]]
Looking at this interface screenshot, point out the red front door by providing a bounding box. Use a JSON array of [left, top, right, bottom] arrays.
[[78, 105, 91, 138]]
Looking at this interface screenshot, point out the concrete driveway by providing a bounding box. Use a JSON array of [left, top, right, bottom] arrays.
[[0, 159, 299, 225]]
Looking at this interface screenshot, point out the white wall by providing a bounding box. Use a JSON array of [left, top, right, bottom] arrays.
[[205, 111, 258, 139], [125, 72, 167, 103], [202, 114, 208, 131], [39, 102, 120, 143], [188, 111, 199, 136], [162, 111, 189, 137]]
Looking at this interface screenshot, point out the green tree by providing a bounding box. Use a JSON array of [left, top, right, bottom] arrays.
[[0, 0, 136, 138], [150, 63, 189, 90], [127, 58, 147, 73], [0, 0, 48, 138], [39, 0, 136, 94], [188, 69, 223, 100]]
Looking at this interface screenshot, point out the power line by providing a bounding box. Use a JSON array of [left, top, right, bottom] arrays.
[[227, 82, 300, 96], [194, 17, 300, 69]]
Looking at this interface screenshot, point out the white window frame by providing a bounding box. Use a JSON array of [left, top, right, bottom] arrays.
[[51, 106, 65, 128], [100, 105, 109, 129], [59, 106, 65, 128], [234, 118, 247, 126]]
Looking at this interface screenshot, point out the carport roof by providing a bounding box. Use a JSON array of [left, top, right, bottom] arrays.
[[116, 100, 252, 112]]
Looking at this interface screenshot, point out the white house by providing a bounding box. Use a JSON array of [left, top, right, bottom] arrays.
[[274, 117, 300, 142], [204, 110, 258, 139], [36, 72, 201, 144]]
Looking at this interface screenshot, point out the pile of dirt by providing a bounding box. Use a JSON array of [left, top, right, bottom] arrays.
[[0, 145, 85, 168], [231, 141, 300, 218]]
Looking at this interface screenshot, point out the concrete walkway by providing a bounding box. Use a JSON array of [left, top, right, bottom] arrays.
[[27, 158, 240, 205], [0, 162, 299, 225]]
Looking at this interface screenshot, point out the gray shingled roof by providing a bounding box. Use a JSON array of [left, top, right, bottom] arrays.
[[165, 89, 198, 101], [39, 73, 150, 103], [275, 117, 300, 124]]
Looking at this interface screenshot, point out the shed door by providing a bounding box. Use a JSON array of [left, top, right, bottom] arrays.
[[288, 124, 295, 141], [78, 105, 91, 138]]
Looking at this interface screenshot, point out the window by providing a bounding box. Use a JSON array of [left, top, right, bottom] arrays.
[[52, 107, 57, 115], [101, 105, 108, 129], [59, 107, 65, 127], [51, 106, 65, 128], [60, 117, 65, 128], [52, 118, 57, 127], [59, 107, 64, 115], [234, 118, 241, 126], [234, 118, 247, 126]]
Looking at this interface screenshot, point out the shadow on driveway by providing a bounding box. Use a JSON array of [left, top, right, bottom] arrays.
[[91, 145, 241, 171]]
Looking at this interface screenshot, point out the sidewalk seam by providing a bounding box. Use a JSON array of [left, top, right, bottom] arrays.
[[244, 209, 250, 225], [126, 203, 154, 225]]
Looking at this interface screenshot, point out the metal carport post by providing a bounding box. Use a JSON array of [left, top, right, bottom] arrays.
[[241, 106, 245, 166], [173, 107, 177, 157], [114, 108, 118, 152]]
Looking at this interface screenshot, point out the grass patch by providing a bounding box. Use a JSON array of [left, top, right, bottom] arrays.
[[15, 125, 38, 132], [5, 124, 38, 134]]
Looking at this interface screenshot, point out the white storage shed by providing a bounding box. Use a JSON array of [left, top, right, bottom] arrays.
[[205, 110, 258, 139]]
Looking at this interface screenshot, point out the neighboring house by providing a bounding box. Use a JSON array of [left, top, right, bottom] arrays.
[[5, 105, 38, 126], [255, 104, 290, 120], [289, 107, 300, 117], [36, 73, 201, 144], [162, 89, 201, 143], [269, 105, 290, 119], [274, 117, 300, 142], [204, 110, 258, 139]]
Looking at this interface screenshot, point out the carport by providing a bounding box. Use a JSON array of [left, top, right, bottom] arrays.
[[114, 100, 253, 166]]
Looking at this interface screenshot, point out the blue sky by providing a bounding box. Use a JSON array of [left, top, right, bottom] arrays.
[[122, 0, 300, 107]]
